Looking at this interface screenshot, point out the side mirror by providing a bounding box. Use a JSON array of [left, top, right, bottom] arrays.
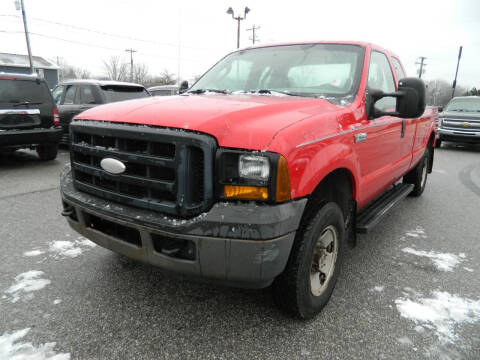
[[396, 77, 426, 118], [179, 81, 189, 94], [366, 77, 426, 120]]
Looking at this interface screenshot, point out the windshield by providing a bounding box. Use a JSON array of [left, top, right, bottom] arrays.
[[0, 79, 52, 105], [445, 98, 480, 112], [101, 85, 150, 103], [191, 44, 364, 103]]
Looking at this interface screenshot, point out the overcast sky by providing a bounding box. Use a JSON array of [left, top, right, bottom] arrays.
[[1, 0, 479, 87]]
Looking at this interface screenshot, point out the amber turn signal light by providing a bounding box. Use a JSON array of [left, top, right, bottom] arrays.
[[275, 155, 291, 202], [224, 185, 268, 200]]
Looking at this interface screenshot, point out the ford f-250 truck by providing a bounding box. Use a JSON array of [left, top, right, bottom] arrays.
[[60, 42, 437, 319]]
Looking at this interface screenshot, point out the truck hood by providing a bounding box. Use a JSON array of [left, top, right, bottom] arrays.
[[76, 94, 340, 150]]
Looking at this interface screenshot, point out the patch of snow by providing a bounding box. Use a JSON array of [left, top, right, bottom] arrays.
[[53, 299, 62, 305], [75, 237, 95, 248], [397, 337, 413, 346], [374, 286, 384, 292], [4, 271, 50, 303], [49, 241, 82, 258], [0, 328, 70, 360], [414, 325, 425, 333], [395, 291, 480, 343], [23, 250, 44, 257], [401, 247, 464, 272], [405, 227, 427, 239], [463, 267, 474, 272]]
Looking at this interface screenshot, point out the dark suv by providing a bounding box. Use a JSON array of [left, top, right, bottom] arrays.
[[52, 80, 150, 144], [0, 73, 62, 160]]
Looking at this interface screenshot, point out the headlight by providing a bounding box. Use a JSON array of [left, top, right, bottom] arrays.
[[216, 150, 290, 203], [239, 155, 270, 180]]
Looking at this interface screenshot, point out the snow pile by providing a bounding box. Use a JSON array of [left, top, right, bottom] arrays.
[[395, 291, 480, 343], [0, 328, 70, 360], [22, 237, 96, 259], [401, 247, 465, 272], [373, 286, 384, 292], [4, 271, 50, 303]]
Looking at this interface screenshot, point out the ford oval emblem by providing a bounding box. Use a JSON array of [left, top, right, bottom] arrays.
[[100, 158, 126, 174]]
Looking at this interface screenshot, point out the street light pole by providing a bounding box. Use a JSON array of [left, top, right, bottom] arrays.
[[16, 0, 34, 73], [125, 48, 137, 82], [226, 7, 250, 49]]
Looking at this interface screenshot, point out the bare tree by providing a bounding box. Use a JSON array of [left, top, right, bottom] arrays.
[[425, 79, 467, 107], [103, 56, 128, 81], [58, 61, 91, 81], [132, 63, 150, 85]]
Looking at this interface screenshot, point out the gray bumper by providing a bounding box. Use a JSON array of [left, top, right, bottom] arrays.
[[438, 127, 480, 142], [60, 165, 307, 288]]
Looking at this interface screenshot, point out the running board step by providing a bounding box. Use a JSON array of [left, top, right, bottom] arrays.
[[356, 183, 414, 234]]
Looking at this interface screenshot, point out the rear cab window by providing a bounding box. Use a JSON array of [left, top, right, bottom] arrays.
[[0, 79, 53, 106], [101, 86, 150, 103]]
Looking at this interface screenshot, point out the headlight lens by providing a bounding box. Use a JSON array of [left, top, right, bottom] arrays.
[[238, 155, 270, 180]]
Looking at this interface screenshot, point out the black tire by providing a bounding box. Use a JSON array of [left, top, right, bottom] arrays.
[[403, 146, 430, 197], [36, 144, 58, 161], [273, 202, 345, 319], [435, 139, 442, 148]]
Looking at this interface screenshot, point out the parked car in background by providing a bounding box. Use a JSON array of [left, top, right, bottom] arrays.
[[0, 73, 62, 160], [52, 80, 150, 144], [437, 96, 480, 147], [147, 85, 179, 96]]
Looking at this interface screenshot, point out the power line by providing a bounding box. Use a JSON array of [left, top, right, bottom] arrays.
[[246, 25, 260, 45], [415, 56, 427, 78], [0, 14, 219, 51], [0, 29, 209, 63], [125, 48, 137, 82]]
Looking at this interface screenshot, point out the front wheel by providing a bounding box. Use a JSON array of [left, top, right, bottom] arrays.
[[36, 144, 58, 161], [435, 139, 442, 148], [273, 202, 345, 319]]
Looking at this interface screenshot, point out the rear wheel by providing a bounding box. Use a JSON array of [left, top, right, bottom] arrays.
[[273, 202, 345, 319], [403, 146, 430, 197], [36, 144, 58, 161]]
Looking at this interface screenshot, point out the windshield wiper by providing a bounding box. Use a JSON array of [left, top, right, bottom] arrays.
[[188, 89, 229, 94], [12, 101, 43, 107], [252, 89, 308, 97]]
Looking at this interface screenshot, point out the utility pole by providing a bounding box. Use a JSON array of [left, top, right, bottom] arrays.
[[451, 46, 463, 99], [226, 7, 250, 49], [415, 57, 427, 78], [246, 25, 260, 44], [15, 0, 34, 73], [125, 48, 137, 82]]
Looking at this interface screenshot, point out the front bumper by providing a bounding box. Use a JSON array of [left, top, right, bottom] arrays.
[[438, 127, 480, 143], [0, 127, 62, 147], [60, 165, 307, 288]]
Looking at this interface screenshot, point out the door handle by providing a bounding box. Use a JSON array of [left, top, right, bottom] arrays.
[[401, 120, 405, 138]]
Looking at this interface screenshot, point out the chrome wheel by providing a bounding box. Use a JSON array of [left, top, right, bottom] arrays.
[[310, 225, 338, 296]]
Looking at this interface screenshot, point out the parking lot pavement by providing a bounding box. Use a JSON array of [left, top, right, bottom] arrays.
[[1, 145, 479, 360]]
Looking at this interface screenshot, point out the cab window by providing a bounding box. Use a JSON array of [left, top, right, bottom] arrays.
[[63, 85, 76, 105], [368, 51, 396, 111], [391, 57, 406, 80]]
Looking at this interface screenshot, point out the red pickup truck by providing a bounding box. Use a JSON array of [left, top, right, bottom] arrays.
[[60, 41, 437, 319]]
